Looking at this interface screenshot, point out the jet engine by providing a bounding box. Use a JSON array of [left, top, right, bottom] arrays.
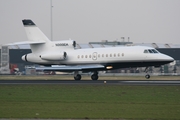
[[22, 51, 67, 63], [40, 51, 67, 61], [22, 53, 40, 62]]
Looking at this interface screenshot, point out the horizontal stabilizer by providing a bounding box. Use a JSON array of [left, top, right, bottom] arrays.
[[36, 64, 105, 72], [6, 41, 45, 46]]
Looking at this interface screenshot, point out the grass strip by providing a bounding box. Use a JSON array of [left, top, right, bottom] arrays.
[[0, 85, 180, 119]]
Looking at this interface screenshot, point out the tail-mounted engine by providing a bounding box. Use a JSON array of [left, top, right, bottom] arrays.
[[40, 51, 67, 61], [21, 40, 76, 63], [22, 51, 67, 63]]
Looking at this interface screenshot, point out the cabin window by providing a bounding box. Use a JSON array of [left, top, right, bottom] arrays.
[[78, 55, 80, 58], [110, 54, 112, 57], [118, 53, 120, 57], [114, 53, 116, 57], [98, 54, 100, 58], [81, 55, 84, 58], [122, 53, 124, 56], [102, 54, 104, 57], [89, 55, 91, 58], [85, 55, 88, 58], [106, 54, 108, 57]]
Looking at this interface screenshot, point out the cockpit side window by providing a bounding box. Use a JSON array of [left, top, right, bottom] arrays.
[[144, 50, 149, 53]]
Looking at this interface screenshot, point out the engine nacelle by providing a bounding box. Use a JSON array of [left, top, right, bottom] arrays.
[[22, 53, 41, 62], [40, 51, 67, 61], [22, 51, 67, 63]]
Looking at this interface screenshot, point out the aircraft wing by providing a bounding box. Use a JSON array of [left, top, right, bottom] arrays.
[[36, 64, 105, 72]]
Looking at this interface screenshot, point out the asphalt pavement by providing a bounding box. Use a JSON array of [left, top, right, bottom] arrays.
[[0, 80, 180, 85]]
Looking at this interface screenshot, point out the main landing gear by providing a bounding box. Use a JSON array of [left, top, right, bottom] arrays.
[[144, 67, 150, 79], [74, 71, 99, 80], [91, 71, 99, 80], [74, 74, 81, 80]]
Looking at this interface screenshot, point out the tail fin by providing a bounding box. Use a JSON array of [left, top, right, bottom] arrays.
[[22, 19, 51, 43], [22, 19, 51, 53]]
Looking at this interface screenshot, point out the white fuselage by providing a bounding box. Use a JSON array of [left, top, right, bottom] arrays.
[[22, 43, 174, 69], [20, 19, 174, 71]]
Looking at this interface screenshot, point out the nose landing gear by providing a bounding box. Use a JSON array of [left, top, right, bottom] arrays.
[[145, 74, 150, 79], [144, 67, 151, 79]]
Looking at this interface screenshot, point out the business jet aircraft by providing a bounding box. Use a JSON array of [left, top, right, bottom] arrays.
[[13, 19, 174, 80]]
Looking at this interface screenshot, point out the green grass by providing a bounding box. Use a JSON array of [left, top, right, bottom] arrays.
[[0, 85, 180, 119]]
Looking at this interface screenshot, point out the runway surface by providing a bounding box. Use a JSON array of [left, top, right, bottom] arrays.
[[0, 80, 180, 85]]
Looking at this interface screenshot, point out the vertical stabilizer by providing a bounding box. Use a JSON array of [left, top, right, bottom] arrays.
[[22, 19, 51, 43], [22, 19, 52, 53]]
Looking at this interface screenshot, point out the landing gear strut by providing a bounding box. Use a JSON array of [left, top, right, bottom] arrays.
[[144, 67, 151, 79], [91, 71, 99, 80]]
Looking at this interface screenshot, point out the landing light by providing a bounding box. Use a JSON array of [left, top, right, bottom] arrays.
[[106, 66, 113, 69]]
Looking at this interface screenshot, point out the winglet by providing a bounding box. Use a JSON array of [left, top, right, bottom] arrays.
[[22, 19, 36, 26]]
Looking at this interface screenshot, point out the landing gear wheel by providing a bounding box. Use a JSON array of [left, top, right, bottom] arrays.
[[145, 74, 150, 79], [74, 74, 81, 80], [91, 74, 98, 80]]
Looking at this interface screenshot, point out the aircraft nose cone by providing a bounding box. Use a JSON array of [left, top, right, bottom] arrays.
[[164, 54, 174, 63]]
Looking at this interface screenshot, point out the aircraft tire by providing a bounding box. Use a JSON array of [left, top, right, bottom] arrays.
[[91, 74, 98, 80], [74, 74, 81, 80], [145, 74, 150, 79]]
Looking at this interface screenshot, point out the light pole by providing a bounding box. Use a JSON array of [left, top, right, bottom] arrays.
[[50, 0, 53, 41]]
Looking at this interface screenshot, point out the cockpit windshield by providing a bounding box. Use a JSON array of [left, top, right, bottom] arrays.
[[144, 49, 159, 54], [151, 49, 158, 53], [148, 49, 153, 53]]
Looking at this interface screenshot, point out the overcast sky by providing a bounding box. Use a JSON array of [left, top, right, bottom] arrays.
[[0, 0, 180, 45]]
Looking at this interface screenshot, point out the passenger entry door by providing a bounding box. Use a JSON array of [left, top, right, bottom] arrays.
[[92, 52, 97, 60]]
